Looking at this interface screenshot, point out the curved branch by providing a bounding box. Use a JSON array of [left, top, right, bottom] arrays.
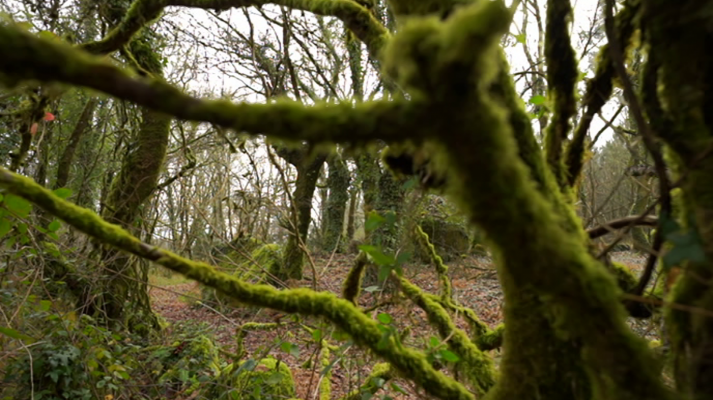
[[0, 167, 474, 400], [80, 0, 390, 59], [564, 2, 638, 186], [543, 0, 578, 186], [0, 22, 421, 145], [587, 215, 658, 239]]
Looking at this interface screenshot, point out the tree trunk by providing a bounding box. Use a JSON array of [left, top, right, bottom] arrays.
[[95, 30, 169, 332], [277, 146, 327, 281], [322, 153, 350, 252]]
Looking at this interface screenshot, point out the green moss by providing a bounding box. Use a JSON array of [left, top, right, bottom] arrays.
[[608, 261, 638, 292], [318, 342, 332, 400], [158, 335, 221, 395], [209, 357, 295, 400]]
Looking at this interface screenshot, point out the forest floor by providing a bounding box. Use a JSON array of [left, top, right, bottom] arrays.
[[148, 251, 654, 400]]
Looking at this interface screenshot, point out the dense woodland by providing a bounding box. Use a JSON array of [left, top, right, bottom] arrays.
[[0, 0, 711, 399]]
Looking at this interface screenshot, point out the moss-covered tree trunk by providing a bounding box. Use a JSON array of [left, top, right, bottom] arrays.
[[322, 153, 350, 252], [276, 145, 327, 280], [356, 153, 379, 221], [642, 2, 713, 398], [94, 8, 170, 330]]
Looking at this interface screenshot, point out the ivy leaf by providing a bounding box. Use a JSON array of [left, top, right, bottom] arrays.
[[364, 212, 385, 232], [39, 300, 52, 312], [265, 371, 284, 385], [280, 341, 300, 358], [0, 218, 11, 238], [439, 349, 461, 362], [429, 336, 440, 348], [4, 194, 32, 218], [390, 382, 407, 394], [358, 245, 395, 267], [0, 326, 35, 342], [48, 219, 61, 232], [529, 95, 546, 105], [377, 313, 392, 325], [377, 264, 393, 284], [52, 188, 73, 199]]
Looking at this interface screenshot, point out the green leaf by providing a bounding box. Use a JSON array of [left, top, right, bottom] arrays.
[[364, 285, 380, 293], [39, 300, 52, 312], [377, 264, 393, 284], [365, 212, 385, 232], [440, 349, 460, 362], [377, 313, 392, 325], [429, 336, 440, 348], [4, 194, 31, 218], [529, 95, 546, 105], [280, 341, 300, 358], [0, 326, 35, 342], [53, 188, 73, 199], [48, 220, 61, 232], [390, 382, 407, 394], [395, 251, 411, 266], [358, 245, 395, 267], [401, 177, 417, 190], [514, 33, 526, 44], [0, 218, 11, 238], [311, 329, 323, 342], [265, 371, 284, 385]]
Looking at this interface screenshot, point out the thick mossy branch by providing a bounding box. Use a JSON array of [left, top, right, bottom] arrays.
[[399, 277, 496, 396], [474, 324, 503, 351], [0, 168, 473, 400], [0, 22, 420, 146], [564, 3, 638, 186], [543, 0, 579, 187], [80, 0, 165, 54], [436, 20, 669, 397]]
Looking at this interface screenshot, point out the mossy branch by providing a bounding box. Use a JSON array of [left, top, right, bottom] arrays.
[[81, 0, 389, 59], [342, 251, 368, 304], [0, 167, 474, 400], [80, 0, 166, 54], [415, 224, 452, 300], [0, 22, 421, 146], [543, 0, 579, 187], [399, 277, 496, 395]]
